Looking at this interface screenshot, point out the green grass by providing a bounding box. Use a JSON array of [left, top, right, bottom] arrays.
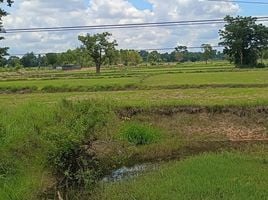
[[119, 122, 162, 145], [95, 151, 268, 200], [0, 76, 138, 89], [142, 71, 268, 86], [1, 62, 268, 199], [0, 100, 112, 200], [1, 87, 268, 108], [1, 70, 268, 93]]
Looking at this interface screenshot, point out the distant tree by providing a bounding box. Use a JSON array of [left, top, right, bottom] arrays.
[[175, 46, 188, 62], [201, 44, 214, 64], [45, 53, 58, 66], [21, 52, 38, 67], [254, 24, 268, 64], [119, 50, 142, 66], [104, 48, 119, 65], [148, 51, 161, 64], [78, 32, 117, 73], [7, 56, 20, 67], [264, 49, 268, 59], [161, 52, 171, 62], [139, 50, 149, 62], [0, 57, 7, 67], [0, 0, 13, 59], [219, 15, 268, 67], [76, 48, 93, 67]]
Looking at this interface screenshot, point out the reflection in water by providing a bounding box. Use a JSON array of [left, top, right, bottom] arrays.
[[102, 164, 158, 182]]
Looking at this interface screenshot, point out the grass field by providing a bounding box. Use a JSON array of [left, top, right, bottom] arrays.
[[95, 151, 268, 200], [1, 70, 268, 93], [1, 61, 268, 200], [1, 87, 268, 107]]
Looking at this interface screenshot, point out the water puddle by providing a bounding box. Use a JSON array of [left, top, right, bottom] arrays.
[[102, 163, 158, 182]]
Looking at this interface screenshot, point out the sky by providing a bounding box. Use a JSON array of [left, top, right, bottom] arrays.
[[1, 0, 267, 55]]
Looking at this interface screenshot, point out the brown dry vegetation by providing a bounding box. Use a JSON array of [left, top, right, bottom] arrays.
[[87, 107, 268, 177]]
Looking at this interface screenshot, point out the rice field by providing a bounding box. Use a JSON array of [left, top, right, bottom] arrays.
[[1, 61, 268, 200]]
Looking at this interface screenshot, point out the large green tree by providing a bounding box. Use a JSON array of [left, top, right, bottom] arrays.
[[78, 32, 117, 73], [219, 16, 268, 67], [0, 0, 13, 59]]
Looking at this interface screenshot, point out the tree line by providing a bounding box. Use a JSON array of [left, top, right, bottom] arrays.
[[0, 45, 225, 69]]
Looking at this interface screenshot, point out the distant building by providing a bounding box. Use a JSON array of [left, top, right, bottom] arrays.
[[56, 64, 81, 71]]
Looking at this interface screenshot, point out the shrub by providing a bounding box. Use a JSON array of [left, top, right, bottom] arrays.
[[119, 122, 162, 145], [256, 63, 266, 68], [45, 99, 112, 191]]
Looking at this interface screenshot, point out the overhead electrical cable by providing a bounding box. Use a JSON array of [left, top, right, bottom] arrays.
[[8, 45, 225, 56], [2, 17, 268, 34]]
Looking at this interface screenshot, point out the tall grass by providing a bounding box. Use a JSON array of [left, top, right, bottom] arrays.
[[119, 122, 162, 145], [0, 100, 112, 199]]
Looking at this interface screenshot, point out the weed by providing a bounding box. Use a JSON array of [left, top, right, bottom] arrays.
[[119, 122, 162, 145]]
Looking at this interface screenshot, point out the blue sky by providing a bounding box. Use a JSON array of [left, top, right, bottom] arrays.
[[128, 0, 153, 10], [238, 3, 268, 16], [128, 0, 268, 16]]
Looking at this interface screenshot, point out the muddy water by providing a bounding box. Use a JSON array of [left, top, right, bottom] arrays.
[[101, 140, 268, 183], [102, 163, 159, 182]]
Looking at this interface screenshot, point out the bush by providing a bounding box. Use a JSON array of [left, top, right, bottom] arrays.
[[45, 99, 112, 190], [256, 63, 266, 68], [119, 122, 161, 145], [0, 100, 113, 198]]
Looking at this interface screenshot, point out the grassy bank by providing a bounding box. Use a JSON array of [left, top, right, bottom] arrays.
[[0, 99, 268, 199], [0, 100, 113, 199], [94, 150, 268, 200]]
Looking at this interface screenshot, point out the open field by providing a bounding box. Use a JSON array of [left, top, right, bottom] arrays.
[[1, 61, 268, 200], [1, 70, 268, 93]]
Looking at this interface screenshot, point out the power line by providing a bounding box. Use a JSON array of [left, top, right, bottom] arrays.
[[137, 46, 223, 51], [7, 45, 225, 56], [207, 0, 268, 5], [6, 19, 226, 31], [2, 17, 268, 34]]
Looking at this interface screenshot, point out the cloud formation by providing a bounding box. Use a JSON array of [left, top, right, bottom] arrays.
[[2, 0, 240, 54]]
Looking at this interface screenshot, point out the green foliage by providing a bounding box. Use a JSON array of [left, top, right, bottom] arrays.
[[78, 32, 118, 73], [0, 100, 112, 199], [7, 56, 21, 67], [20, 52, 39, 67], [119, 49, 143, 66], [119, 122, 161, 145], [44, 100, 111, 190], [0, 0, 13, 59], [148, 50, 162, 63], [45, 53, 58, 66], [219, 15, 268, 67], [201, 44, 216, 64], [175, 46, 188, 62]]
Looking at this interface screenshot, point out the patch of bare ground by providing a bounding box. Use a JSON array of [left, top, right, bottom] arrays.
[[88, 107, 268, 176], [117, 106, 268, 141]]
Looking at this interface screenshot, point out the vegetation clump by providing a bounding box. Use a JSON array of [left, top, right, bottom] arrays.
[[119, 122, 162, 145]]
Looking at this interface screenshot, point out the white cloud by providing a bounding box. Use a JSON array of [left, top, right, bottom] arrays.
[[1, 0, 240, 54]]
